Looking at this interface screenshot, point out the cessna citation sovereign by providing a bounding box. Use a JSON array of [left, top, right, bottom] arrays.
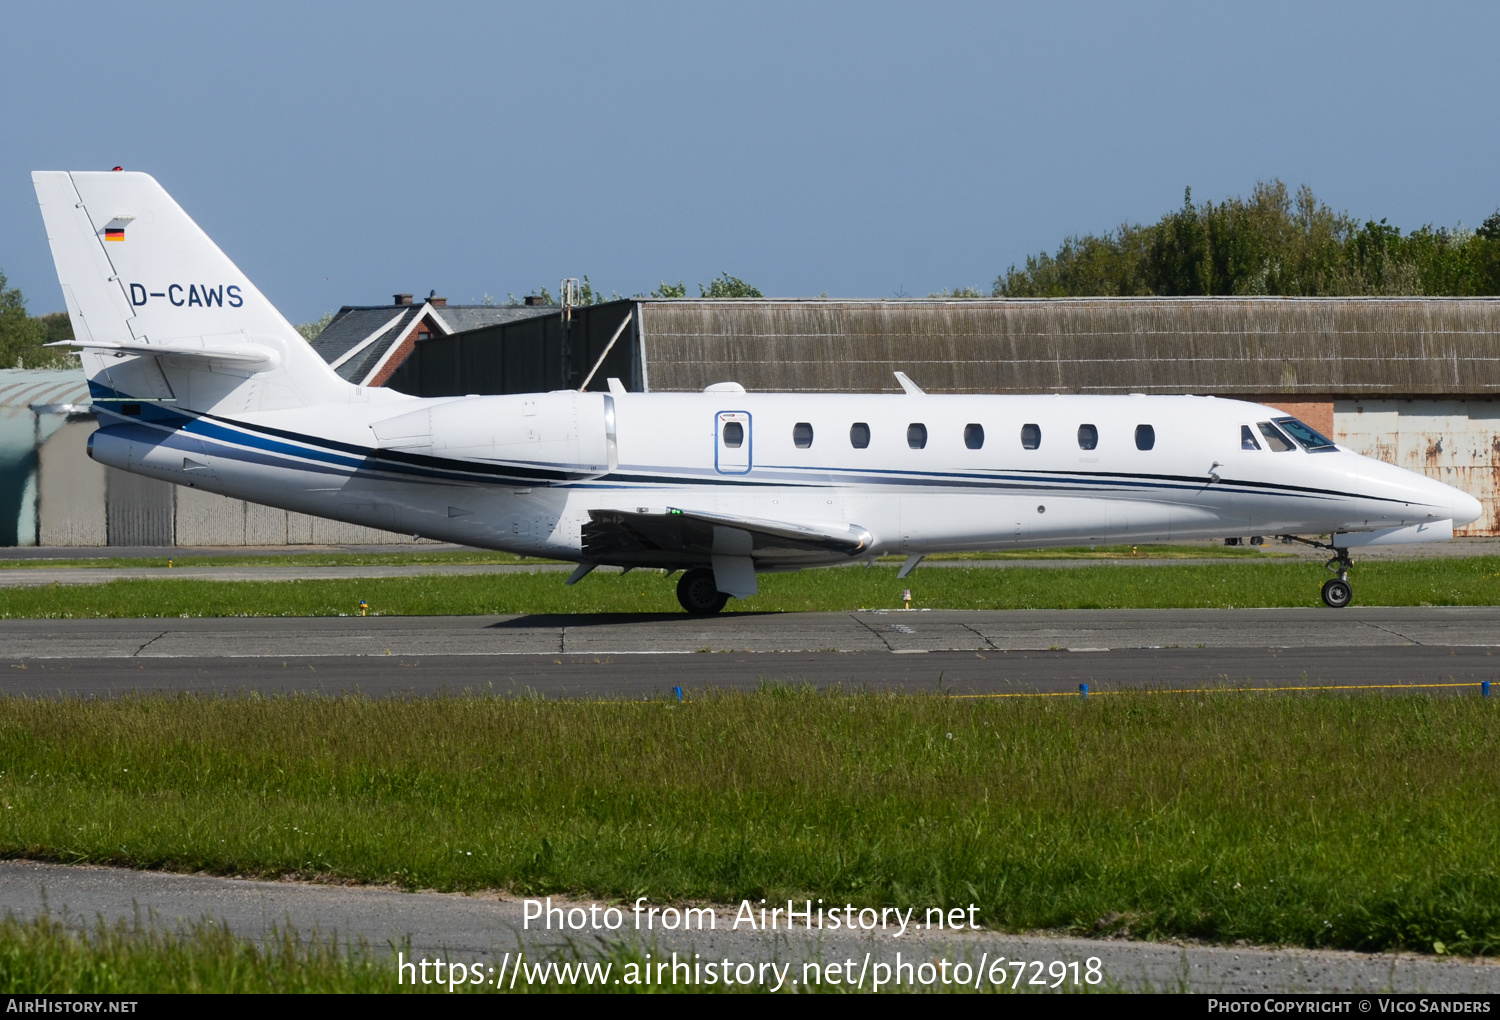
[[34, 171, 1483, 613]]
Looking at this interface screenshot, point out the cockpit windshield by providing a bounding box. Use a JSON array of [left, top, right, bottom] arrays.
[[1273, 417, 1337, 452]]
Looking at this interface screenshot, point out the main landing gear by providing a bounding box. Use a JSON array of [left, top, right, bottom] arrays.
[[676, 568, 729, 616], [1278, 535, 1354, 608]]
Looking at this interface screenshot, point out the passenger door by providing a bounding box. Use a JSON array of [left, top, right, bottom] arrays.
[[715, 411, 751, 474]]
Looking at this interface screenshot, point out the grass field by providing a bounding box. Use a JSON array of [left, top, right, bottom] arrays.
[[0, 916, 409, 994], [0, 916, 672, 994], [0, 913, 1033, 994], [0, 549, 540, 570], [0, 556, 1495, 618], [1, 689, 1495, 956]]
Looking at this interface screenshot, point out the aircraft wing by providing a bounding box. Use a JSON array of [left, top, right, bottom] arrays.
[[583, 506, 873, 569]]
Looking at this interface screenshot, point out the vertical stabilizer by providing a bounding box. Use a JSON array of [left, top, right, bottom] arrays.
[[32, 170, 351, 411]]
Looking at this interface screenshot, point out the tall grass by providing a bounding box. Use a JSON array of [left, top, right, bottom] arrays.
[[0, 557, 1496, 618], [1, 689, 1495, 954], [0, 916, 403, 994]]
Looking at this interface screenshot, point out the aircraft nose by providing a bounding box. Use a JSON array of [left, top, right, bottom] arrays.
[[1450, 488, 1483, 527]]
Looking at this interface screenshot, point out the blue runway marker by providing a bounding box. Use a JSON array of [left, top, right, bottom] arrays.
[[673, 685, 683, 702], [1079, 683, 1089, 699]]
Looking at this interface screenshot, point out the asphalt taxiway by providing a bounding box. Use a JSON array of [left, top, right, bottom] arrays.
[[1, 607, 1495, 698]]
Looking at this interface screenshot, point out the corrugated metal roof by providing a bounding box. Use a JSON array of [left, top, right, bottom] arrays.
[[0, 368, 90, 409], [636, 297, 1500, 395], [434, 306, 554, 332]]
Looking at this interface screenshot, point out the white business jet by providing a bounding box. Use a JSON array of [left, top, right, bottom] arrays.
[[33, 171, 1482, 613]]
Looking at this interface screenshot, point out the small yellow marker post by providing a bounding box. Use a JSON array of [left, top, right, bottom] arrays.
[[901, 588, 912, 610], [359, 600, 368, 617], [167, 559, 173, 569]]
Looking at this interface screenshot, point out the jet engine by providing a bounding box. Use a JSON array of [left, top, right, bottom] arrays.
[[369, 391, 617, 477]]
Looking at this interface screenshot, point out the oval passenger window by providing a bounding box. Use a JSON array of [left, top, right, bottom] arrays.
[[907, 423, 927, 449], [964, 423, 984, 450], [723, 421, 744, 448], [1020, 423, 1041, 450], [1077, 424, 1098, 450], [793, 422, 813, 449], [850, 422, 870, 449], [1135, 424, 1155, 451]]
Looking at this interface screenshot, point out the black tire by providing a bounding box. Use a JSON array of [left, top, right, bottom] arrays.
[[1321, 578, 1352, 609], [677, 568, 729, 615]]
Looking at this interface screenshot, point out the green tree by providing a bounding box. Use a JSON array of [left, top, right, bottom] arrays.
[[1473, 211, 1500, 294], [0, 271, 62, 369], [651, 280, 688, 298], [993, 181, 1500, 298], [39, 312, 73, 344], [699, 273, 762, 298], [294, 311, 334, 342]]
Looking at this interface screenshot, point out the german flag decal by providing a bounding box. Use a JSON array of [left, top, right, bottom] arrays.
[[105, 227, 125, 242]]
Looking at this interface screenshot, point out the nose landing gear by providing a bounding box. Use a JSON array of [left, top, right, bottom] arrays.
[[1320, 576, 1352, 608], [1278, 535, 1355, 608]]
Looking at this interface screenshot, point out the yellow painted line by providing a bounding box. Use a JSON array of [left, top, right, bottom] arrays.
[[954, 681, 1487, 699]]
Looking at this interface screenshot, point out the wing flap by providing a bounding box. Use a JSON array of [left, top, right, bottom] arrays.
[[583, 506, 872, 569]]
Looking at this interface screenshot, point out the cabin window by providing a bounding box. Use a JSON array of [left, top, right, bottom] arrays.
[[850, 422, 871, 449], [722, 420, 744, 449], [1274, 417, 1337, 452], [907, 423, 928, 449], [1241, 425, 1261, 450], [793, 422, 814, 448], [1257, 421, 1295, 452], [1020, 423, 1041, 450], [964, 423, 984, 449], [1135, 424, 1155, 451], [1077, 424, 1098, 450]]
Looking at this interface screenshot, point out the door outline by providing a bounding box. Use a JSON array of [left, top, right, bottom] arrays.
[[715, 410, 752, 474]]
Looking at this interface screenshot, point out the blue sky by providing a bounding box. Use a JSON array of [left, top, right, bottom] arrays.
[[2, 1, 1497, 323]]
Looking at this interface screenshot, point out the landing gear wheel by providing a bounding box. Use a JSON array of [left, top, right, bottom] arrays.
[[1321, 578, 1352, 609], [677, 568, 729, 615]]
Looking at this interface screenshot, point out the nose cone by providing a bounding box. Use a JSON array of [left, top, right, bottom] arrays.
[[1450, 488, 1483, 527], [1420, 474, 1484, 526]]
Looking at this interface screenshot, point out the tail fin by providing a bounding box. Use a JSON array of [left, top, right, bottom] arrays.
[[32, 170, 351, 411]]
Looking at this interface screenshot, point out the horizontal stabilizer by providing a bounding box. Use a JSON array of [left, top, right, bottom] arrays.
[[48, 339, 276, 365], [583, 506, 872, 570]]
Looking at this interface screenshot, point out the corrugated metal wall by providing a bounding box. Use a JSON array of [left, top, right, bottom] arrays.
[[0, 370, 91, 545], [104, 467, 175, 546], [637, 298, 1500, 394], [37, 419, 105, 546], [1335, 400, 1500, 537]]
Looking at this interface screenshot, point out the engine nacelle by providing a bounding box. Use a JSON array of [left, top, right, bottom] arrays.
[[369, 391, 617, 476]]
